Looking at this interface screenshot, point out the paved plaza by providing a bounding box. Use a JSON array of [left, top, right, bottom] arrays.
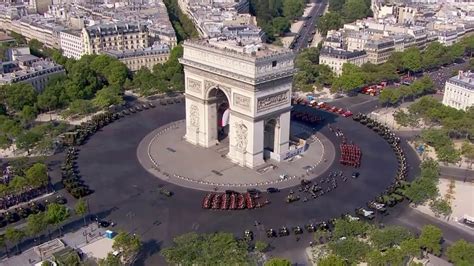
[[137, 120, 335, 191]]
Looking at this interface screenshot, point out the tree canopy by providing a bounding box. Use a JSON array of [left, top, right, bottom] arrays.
[[161, 232, 250, 265], [447, 239, 474, 266]]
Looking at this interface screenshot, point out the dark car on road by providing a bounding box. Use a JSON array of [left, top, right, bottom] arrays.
[[266, 187, 280, 193]]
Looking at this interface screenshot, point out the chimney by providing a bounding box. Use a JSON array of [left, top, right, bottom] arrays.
[[458, 70, 463, 79]]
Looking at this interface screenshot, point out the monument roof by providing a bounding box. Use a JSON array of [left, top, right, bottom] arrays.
[[184, 38, 293, 60]]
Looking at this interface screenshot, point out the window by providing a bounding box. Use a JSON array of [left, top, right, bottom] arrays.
[[272, 61, 277, 67]]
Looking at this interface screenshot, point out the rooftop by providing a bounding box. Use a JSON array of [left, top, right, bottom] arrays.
[[320, 47, 367, 59], [186, 38, 292, 58], [448, 70, 474, 89]]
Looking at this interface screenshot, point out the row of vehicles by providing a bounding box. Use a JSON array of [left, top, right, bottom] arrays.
[[353, 113, 408, 210], [291, 97, 353, 118], [202, 191, 261, 210]]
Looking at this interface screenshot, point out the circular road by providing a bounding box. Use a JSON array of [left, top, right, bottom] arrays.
[[76, 102, 401, 264]]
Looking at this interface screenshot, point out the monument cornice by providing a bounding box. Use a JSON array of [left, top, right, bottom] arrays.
[[180, 58, 296, 86]]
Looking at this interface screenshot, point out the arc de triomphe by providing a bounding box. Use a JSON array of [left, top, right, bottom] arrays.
[[179, 39, 296, 168]]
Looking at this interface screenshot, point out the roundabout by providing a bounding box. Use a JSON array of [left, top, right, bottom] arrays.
[[137, 119, 335, 192], [74, 101, 405, 264]]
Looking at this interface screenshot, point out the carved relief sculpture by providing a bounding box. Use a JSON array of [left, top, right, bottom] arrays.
[[257, 90, 289, 112], [189, 105, 200, 129], [234, 122, 248, 152], [187, 78, 202, 94]]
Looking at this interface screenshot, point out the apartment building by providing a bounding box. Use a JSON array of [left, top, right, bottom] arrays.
[[103, 43, 170, 72], [82, 23, 149, 55], [442, 71, 474, 111], [365, 38, 395, 64], [59, 30, 84, 59], [0, 53, 65, 91], [319, 47, 368, 76]]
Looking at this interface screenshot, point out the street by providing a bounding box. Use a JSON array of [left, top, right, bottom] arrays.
[[292, 0, 328, 51]]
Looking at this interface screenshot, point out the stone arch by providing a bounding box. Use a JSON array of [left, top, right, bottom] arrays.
[[206, 85, 231, 104]]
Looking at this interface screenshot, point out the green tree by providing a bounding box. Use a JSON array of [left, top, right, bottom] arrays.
[[429, 198, 452, 217], [5, 227, 25, 254], [16, 130, 42, 154], [461, 141, 474, 167], [25, 163, 48, 187], [403, 176, 439, 204], [161, 232, 250, 265], [98, 252, 122, 266], [63, 99, 95, 117], [37, 75, 68, 112], [27, 212, 47, 241], [2, 83, 37, 112], [317, 254, 345, 266], [317, 12, 344, 36], [112, 231, 142, 264], [419, 225, 443, 256], [328, 237, 370, 264], [342, 0, 370, 22], [272, 17, 290, 36], [265, 257, 292, 266], [332, 63, 366, 92], [369, 226, 413, 250], [0, 234, 8, 257], [45, 203, 69, 237], [92, 85, 123, 109], [282, 0, 305, 20], [20, 105, 38, 125], [402, 47, 422, 74], [333, 218, 370, 239], [447, 239, 474, 266], [422, 42, 446, 70], [74, 198, 88, 227], [400, 238, 421, 258], [255, 240, 269, 252]]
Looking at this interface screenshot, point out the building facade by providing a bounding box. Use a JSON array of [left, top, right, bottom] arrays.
[[364, 38, 395, 64], [103, 43, 170, 72], [319, 47, 368, 76], [179, 39, 295, 168], [59, 30, 84, 59], [82, 23, 149, 55], [0, 54, 65, 92], [442, 71, 474, 111]]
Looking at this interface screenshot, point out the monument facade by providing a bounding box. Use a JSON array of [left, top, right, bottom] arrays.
[[179, 39, 296, 168]]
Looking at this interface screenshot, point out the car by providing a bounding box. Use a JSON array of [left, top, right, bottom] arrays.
[[278, 227, 290, 237], [293, 226, 303, 234], [244, 230, 254, 241], [342, 111, 353, 117], [330, 106, 338, 112], [286, 194, 300, 203], [247, 188, 260, 195], [352, 172, 360, 178], [266, 187, 280, 193], [159, 188, 173, 197], [279, 174, 289, 180], [98, 220, 110, 228], [337, 108, 345, 114], [305, 224, 316, 232], [355, 207, 375, 220], [55, 196, 67, 205], [266, 229, 277, 238], [367, 201, 386, 212], [142, 104, 149, 109]]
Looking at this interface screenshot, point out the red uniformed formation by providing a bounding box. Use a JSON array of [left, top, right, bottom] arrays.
[[202, 192, 264, 210], [339, 143, 362, 167]]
